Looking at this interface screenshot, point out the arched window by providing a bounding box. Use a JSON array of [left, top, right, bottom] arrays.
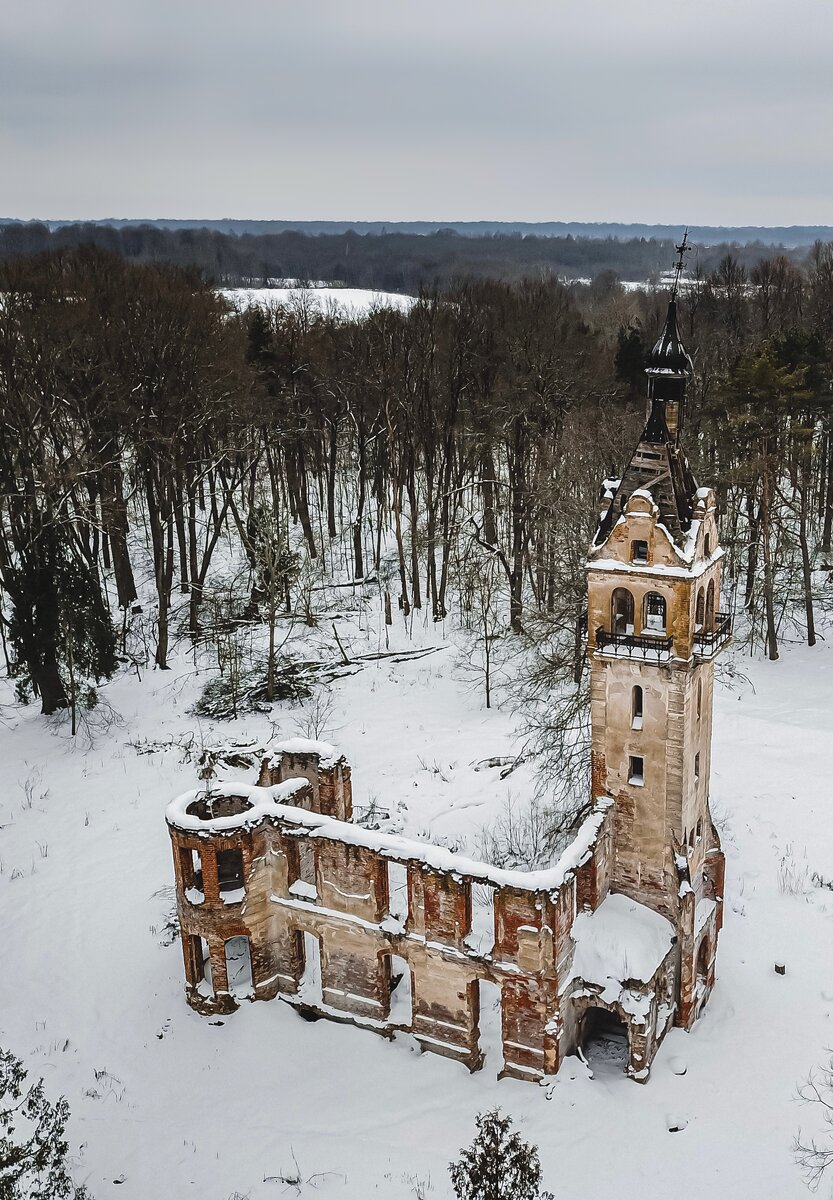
[[706, 580, 715, 629], [611, 588, 634, 635], [704, 531, 711, 557], [695, 588, 705, 629], [631, 685, 644, 729], [643, 591, 667, 633]]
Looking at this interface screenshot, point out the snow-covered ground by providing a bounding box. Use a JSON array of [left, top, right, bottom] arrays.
[[1, 590, 832, 1198], [220, 286, 415, 317]]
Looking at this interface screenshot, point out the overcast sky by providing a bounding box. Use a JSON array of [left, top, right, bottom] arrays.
[[1, 0, 830, 225]]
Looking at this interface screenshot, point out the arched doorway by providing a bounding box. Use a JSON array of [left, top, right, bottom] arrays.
[[580, 1006, 629, 1074]]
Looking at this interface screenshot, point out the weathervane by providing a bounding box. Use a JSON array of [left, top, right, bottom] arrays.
[[671, 228, 690, 300]]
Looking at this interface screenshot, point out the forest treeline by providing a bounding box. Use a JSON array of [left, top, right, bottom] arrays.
[[0, 221, 820, 293], [0, 244, 831, 736]]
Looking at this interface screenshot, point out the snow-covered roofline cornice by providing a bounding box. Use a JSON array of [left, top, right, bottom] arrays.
[[585, 545, 724, 581]]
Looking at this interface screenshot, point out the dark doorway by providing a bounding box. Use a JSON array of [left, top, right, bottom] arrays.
[[581, 1006, 629, 1073]]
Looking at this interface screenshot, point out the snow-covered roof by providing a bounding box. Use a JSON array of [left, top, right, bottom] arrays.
[[166, 782, 613, 896], [569, 892, 675, 997]]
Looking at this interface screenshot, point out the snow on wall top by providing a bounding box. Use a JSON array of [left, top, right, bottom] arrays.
[[166, 781, 613, 896], [569, 893, 674, 991], [266, 737, 343, 769]]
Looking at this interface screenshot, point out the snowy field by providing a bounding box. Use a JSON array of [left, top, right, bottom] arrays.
[[220, 286, 415, 317], [1, 588, 832, 1199]]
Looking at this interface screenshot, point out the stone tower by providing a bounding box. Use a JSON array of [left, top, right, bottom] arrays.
[[585, 296, 729, 1028]]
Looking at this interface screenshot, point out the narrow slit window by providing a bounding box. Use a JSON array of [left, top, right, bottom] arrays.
[[697, 679, 702, 720], [629, 755, 644, 786], [183, 848, 204, 904], [631, 685, 644, 730], [694, 752, 701, 782]]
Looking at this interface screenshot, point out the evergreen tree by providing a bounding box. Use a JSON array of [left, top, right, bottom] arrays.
[[5, 527, 117, 717], [449, 1109, 549, 1200], [614, 325, 648, 394], [0, 1047, 89, 1199]]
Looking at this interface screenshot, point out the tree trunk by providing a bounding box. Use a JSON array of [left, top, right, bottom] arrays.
[[797, 476, 816, 647], [101, 463, 137, 608], [326, 419, 338, 539], [759, 453, 779, 661], [823, 424, 833, 553], [33, 657, 68, 715]]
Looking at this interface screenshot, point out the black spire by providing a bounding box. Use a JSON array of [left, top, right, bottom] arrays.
[[594, 235, 698, 549], [645, 299, 693, 377]]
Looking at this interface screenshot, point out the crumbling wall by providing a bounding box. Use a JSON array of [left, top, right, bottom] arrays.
[[258, 742, 352, 821], [168, 789, 615, 1081]]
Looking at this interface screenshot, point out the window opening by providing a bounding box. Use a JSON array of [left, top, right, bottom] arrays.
[[643, 592, 667, 633], [697, 679, 702, 720], [694, 752, 700, 782], [477, 979, 505, 1074], [386, 954, 413, 1027], [697, 939, 710, 983], [217, 848, 245, 904], [611, 588, 634, 635], [181, 847, 204, 905], [197, 937, 213, 998], [298, 932, 323, 1006], [225, 935, 253, 999], [289, 839, 318, 902], [628, 755, 644, 785], [631, 540, 648, 564], [631, 685, 644, 730], [695, 588, 705, 630], [386, 861, 409, 930], [706, 580, 715, 628], [465, 883, 496, 956]]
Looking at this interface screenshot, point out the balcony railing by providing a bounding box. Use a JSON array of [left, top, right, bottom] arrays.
[[595, 626, 673, 660], [692, 612, 732, 659]]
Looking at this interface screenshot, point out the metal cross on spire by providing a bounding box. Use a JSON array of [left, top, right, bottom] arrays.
[[670, 228, 690, 300]]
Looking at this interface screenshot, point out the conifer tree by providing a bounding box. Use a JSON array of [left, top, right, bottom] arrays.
[[449, 1109, 549, 1200], [0, 1047, 89, 1199]]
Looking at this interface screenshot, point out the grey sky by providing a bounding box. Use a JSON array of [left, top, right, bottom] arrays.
[[1, 0, 830, 223]]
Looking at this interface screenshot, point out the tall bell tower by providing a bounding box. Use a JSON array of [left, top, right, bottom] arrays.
[[585, 244, 729, 1026]]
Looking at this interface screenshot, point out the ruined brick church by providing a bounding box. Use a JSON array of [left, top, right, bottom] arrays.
[[167, 292, 730, 1082]]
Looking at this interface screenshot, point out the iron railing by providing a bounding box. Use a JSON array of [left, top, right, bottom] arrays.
[[692, 611, 732, 659], [594, 626, 673, 659]]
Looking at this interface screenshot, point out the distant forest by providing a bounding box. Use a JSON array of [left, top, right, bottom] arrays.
[[0, 221, 826, 292]]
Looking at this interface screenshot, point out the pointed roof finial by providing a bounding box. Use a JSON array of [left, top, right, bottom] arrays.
[[671, 228, 690, 300]]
